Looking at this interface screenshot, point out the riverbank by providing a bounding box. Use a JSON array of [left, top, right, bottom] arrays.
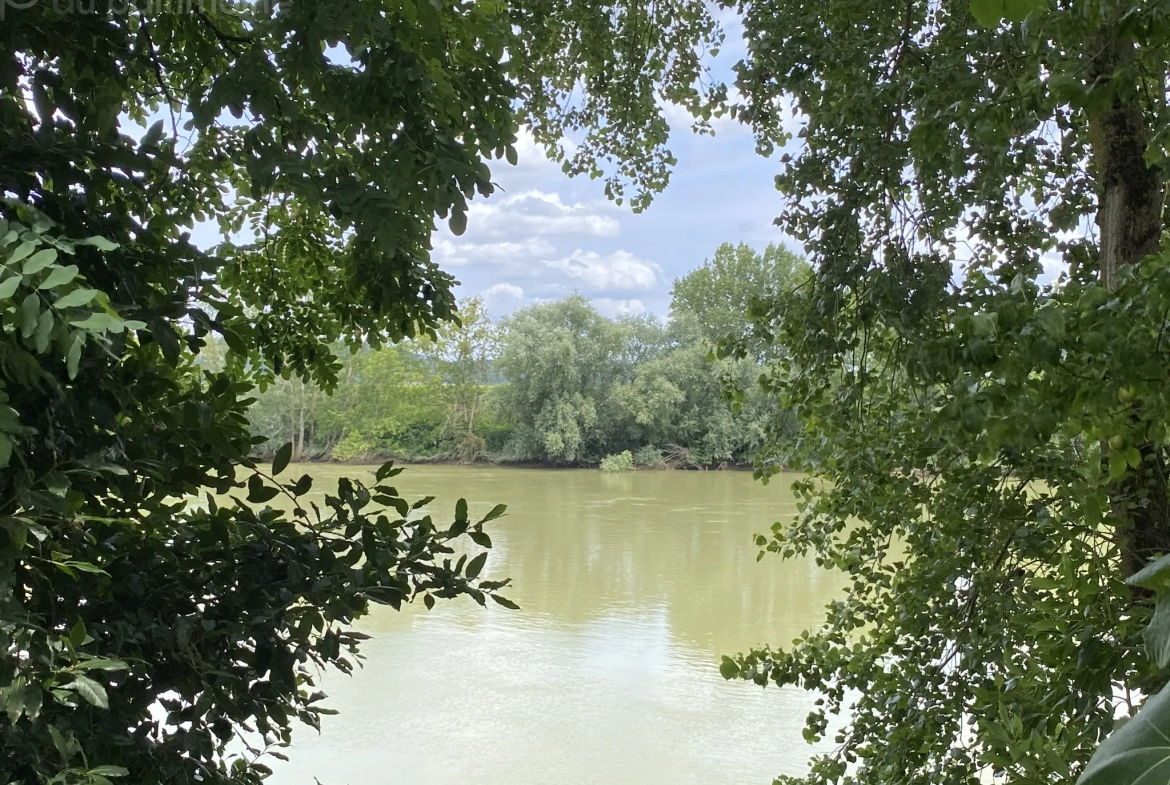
[[260, 453, 757, 472]]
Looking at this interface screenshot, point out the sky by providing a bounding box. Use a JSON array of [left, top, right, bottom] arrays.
[[433, 11, 803, 320], [178, 99, 795, 322], [173, 12, 803, 321], [438, 115, 797, 320]]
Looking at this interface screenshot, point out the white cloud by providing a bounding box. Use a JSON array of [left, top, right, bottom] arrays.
[[507, 126, 576, 174], [546, 250, 663, 292], [484, 282, 525, 300], [477, 283, 528, 316], [433, 236, 556, 267], [592, 298, 647, 317], [465, 190, 620, 239]]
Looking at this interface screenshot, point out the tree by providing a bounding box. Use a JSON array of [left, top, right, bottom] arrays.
[[671, 241, 808, 352], [716, 2, 1170, 784], [316, 345, 445, 461], [0, 2, 721, 782], [610, 311, 770, 465], [425, 297, 501, 462], [248, 372, 322, 462], [496, 295, 647, 463]]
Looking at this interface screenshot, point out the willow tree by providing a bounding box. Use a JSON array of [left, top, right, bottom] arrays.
[[717, 1, 1170, 783], [0, 1, 719, 782]]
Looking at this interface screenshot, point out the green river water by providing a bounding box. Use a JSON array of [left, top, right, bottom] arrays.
[[266, 464, 844, 785]]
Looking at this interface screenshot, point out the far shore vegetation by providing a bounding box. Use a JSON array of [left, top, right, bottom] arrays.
[[243, 243, 807, 470]]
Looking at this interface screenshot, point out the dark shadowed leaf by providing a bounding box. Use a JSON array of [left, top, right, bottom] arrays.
[[466, 552, 487, 579], [272, 442, 293, 476], [490, 594, 519, 610]]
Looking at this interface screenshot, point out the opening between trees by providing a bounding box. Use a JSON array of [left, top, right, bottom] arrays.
[[247, 243, 808, 469]]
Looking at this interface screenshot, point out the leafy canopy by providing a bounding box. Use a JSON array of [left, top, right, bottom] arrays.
[[671, 241, 808, 352], [0, 0, 721, 782], [715, 0, 1170, 784]]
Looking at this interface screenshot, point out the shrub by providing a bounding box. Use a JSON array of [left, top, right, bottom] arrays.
[[599, 450, 635, 473], [331, 431, 380, 462], [634, 444, 666, 469]]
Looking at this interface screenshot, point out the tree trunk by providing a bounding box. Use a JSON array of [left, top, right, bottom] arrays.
[[1087, 27, 1170, 579], [294, 390, 305, 463], [306, 387, 317, 459]]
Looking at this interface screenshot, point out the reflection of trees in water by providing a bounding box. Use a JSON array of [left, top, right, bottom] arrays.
[[286, 465, 847, 656]]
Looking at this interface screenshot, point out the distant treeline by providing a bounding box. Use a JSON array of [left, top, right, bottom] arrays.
[[247, 242, 808, 468]]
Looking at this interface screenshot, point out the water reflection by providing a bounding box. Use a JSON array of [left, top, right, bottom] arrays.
[[267, 465, 846, 785]]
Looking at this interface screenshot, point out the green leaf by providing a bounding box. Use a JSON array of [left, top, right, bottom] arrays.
[[6, 240, 35, 266], [272, 442, 293, 476], [45, 472, 70, 496], [66, 333, 84, 379], [455, 498, 468, 523], [20, 292, 39, 337], [1078, 687, 1170, 785], [0, 433, 12, 467], [70, 312, 123, 333], [69, 674, 109, 709], [505, 145, 518, 166], [70, 619, 88, 647], [1146, 597, 1170, 669], [48, 724, 80, 761], [141, 118, 165, 149], [74, 658, 128, 672], [1002, 0, 1046, 21], [490, 594, 519, 610], [0, 275, 21, 299], [469, 530, 492, 548], [466, 551, 487, 579], [221, 328, 248, 354], [247, 484, 280, 504], [22, 248, 57, 275], [34, 309, 54, 353], [78, 236, 118, 252], [22, 684, 42, 722], [60, 561, 108, 576], [478, 503, 507, 524], [88, 766, 129, 778], [719, 656, 740, 680], [969, 0, 1006, 27], [289, 473, 313, 497], [449, 209, 468, 236], [4, 680, 26, 724], [53, 288, 98, 309], [1127, 554, 1170, 591], [38, 264, 78, 290]]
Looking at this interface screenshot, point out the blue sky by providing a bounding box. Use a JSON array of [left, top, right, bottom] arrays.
[[175, 13, 806, 321], [441, 113, 799, 319], [181, 107, 796, 321], [437, 10, 805, 320]]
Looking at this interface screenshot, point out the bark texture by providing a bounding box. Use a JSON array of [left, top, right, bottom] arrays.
[[1088, 28, 1170, 578]]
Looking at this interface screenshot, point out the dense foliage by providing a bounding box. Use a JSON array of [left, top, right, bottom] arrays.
[[0, 0, 721, 781], [248, 243, 807, 468], [711, 1, 1170, 784]]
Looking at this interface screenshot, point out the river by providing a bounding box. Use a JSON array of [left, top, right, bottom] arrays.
[[265, 464, 845, 785]]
